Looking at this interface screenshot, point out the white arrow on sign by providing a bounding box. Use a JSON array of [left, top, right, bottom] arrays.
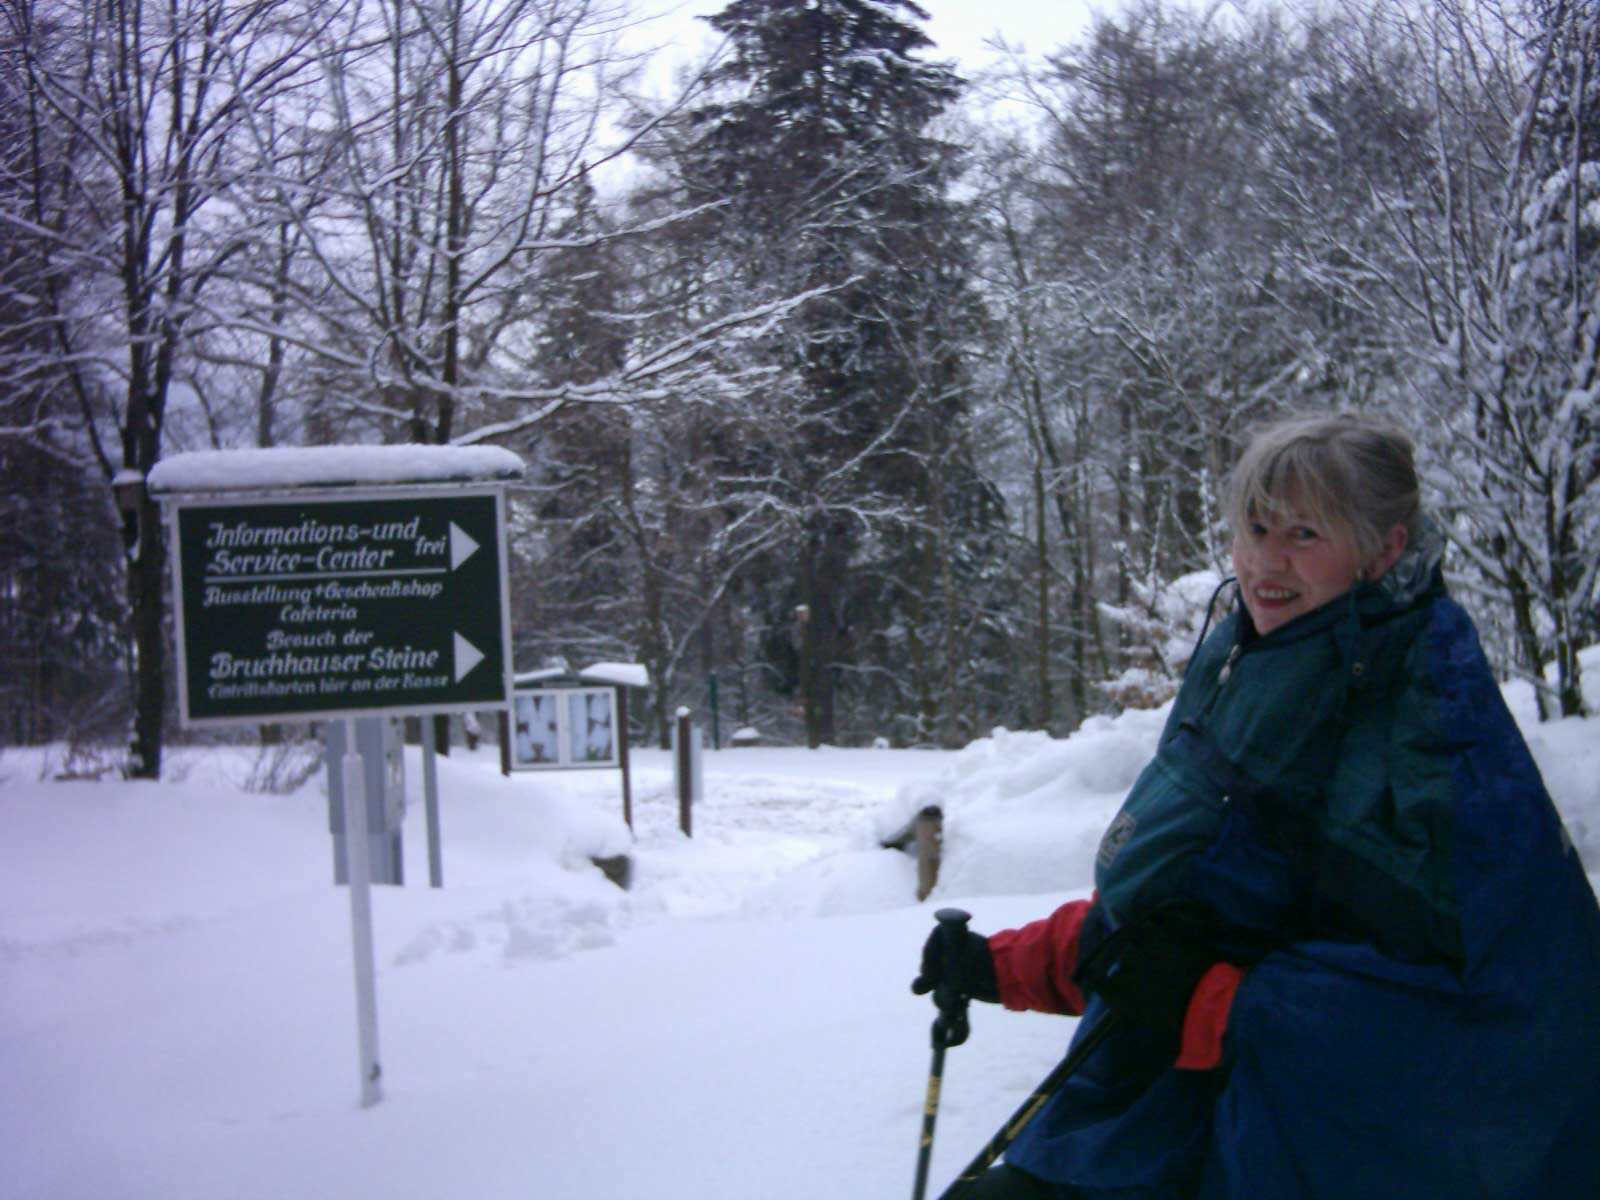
[[449, 522, 480, 571], [453, 632, 485, 683]]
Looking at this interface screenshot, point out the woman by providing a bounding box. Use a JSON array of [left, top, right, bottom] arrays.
[[913, 414, 1600, 1198]]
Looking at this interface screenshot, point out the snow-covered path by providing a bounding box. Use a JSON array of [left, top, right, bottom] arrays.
[[0, 742, 1087, 1200], [622, 747, 948, 919]]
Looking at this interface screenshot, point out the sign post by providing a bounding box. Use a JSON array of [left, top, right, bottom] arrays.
[[340, 717, 383, 1107], [325, 716, 405, 886], [149, 445, 522, 1108], [423, 719, 443, 888]]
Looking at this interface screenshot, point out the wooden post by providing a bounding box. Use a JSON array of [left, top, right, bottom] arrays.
[[912, 806, 943, 903], [881, 805, 943, 901], [675, 708, 693, 838], [617, 687, 633, 831], [497, 709, 510, 776]]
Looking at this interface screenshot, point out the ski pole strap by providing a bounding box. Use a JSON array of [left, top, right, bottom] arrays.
[[936, 1010, 1120, 1200], [933, 985, 970, 1050]]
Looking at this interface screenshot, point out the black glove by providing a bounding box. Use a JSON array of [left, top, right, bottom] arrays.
[[1072, 901, 1224, 1040], [911, 923, 1000, 1004]]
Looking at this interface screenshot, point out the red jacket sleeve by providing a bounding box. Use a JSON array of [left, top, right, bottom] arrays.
[[1175, 962, 1243, 1070], [988, 898, 1095, 1015]]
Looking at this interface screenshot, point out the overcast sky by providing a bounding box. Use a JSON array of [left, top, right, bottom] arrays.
[[919, 0, 1103, 66], [629, 0, 1107, 82]]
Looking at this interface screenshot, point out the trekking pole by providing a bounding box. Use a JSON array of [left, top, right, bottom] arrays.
[[911, 907, 975, 1200], [936, 1008, 1119, 1200]]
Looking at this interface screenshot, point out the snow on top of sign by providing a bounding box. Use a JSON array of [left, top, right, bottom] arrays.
[[147, 445, 524, 494], [513, 663, 649, 689], [580, 662, 650, 689]]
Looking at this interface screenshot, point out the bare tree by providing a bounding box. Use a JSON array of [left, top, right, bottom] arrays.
[[2, 0, 324, 776], [971, 1, 1324, 710], [1362, 0, 1598, 716]]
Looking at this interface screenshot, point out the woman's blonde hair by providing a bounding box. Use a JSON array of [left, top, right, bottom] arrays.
[[1225, 414, 1420, 562]]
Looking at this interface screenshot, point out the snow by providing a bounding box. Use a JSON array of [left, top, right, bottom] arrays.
[[514, 664, 649, 689], [146, 445, 526, 494], [4, 667, 1598, 1200], [579, 662, 651, 689]]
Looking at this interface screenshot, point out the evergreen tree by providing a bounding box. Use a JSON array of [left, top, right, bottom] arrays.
[[0, 440, 126, 747], [0, 29, 125, 743], [514, 171, 637, 671], [678, 0, 1000, 746]]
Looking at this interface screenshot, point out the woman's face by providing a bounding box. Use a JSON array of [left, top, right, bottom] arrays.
[[1231, 502, 1369, 636]]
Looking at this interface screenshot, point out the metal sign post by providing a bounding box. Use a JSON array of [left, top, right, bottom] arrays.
[[325, 717, 405, 886], [341, 717, 383, 1108], [423, 718, 443, 888]]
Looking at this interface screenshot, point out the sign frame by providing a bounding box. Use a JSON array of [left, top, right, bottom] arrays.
[[507, 685, 621, 771], [164, 484, 515, 728]]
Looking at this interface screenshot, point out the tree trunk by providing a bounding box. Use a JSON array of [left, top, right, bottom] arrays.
[[127, 488, 165, 779], [1033, 455, 1052, 730]]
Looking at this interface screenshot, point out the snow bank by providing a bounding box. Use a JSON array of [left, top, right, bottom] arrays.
[[878, 642, 1600, 904], [882, 709, 1169, 899], [1504, 644, 1600, 870]]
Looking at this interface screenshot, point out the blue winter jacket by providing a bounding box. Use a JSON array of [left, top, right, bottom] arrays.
[[1005, 552, 1600, 1197]]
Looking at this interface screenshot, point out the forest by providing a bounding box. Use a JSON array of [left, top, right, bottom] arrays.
[[1, 0, 1596, 774]]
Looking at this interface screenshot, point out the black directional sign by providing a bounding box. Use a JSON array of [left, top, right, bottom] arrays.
[[170, 490, 510, 724]]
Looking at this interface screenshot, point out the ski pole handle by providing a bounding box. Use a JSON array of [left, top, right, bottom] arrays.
[[931, 907, 972, 1049]]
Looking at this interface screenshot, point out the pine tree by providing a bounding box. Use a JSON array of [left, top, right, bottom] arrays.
[[0, 441, 126, 746], [513, 171, 637, 671], [678, 0, 998, 746]]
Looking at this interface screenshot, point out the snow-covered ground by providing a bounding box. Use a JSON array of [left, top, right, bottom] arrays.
[[3, 662, 1597, 1200]]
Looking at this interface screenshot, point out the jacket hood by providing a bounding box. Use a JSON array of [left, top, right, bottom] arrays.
[[1377, 514, 1446, 609]]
